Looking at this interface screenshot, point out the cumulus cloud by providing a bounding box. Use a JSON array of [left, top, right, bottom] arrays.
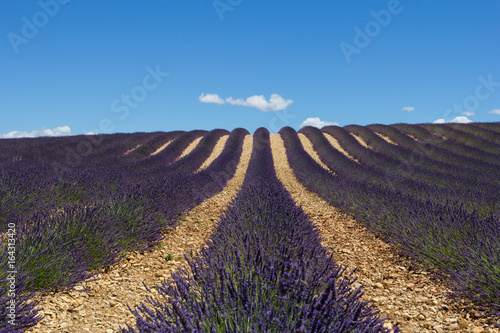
[[402, 106, 415, 112], [299, 117, 339, 129], [199, 93, 293, 112], [450, 116, 473, 123], [1, 126, 71, 139], [433, 116, 473, 124], [199, 93, 225, 105], [462, 111, 475, 116], [489, 109, 500, 115]]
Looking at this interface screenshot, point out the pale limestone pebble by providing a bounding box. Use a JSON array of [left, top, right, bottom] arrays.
[[471, 327, 485, 333]]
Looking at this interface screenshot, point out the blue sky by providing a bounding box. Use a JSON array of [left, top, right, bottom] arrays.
[[1, 0, 499, 137]]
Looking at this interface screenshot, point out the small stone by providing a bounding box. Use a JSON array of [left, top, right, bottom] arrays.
[[471, 327, 485, 333], [472, 312, 482, 319], [374, 282, 384, 289], [352, 282, 362, 289], [155, 271, 163, 277], [448, 323, 460, 330], [106, 329, 114, 333], [44, 309, 55, 316], [382, 280, 390, 288], [458, 319, 468, 329], [60, 322, 69, 329], [423, 322, 432, 329], [74, 285, 84, 291], [109, 300, 117, 307], [417, 314, 425, 320]]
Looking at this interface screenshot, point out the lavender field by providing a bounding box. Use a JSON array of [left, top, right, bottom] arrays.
[[1, 123, 499, 332]]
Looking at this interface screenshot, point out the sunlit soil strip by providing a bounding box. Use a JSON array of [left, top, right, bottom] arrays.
[[150, 140, 172, 156], [351, 132, 370, 148], [323, 132, 360, 163], [123, 144, 142, 156], [196, 135, 229, 172], [427, 131, 449, 141], [375, 132, 398, 146], [269, 134, 492, 333], [176, 136, 203, 160], [297, 133, 332, 172], [25, 136, 253, 333], [407, 133, 423, 143]]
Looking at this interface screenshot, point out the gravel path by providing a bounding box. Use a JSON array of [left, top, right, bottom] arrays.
[[298, 133, 331, 170], [177, 136, 202, 159], [26, 135, 253, 333], [375, 132, 399, 145], [323, 132, 359, 162], [351, 132, 369, 147], [197, 135, 229, 171], [150, 139, 172, 156], [270, 134, 498, 333]]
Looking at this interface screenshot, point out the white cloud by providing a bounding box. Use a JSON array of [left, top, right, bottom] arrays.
[[85, 131, 98, 135], [489, 109, 500, 115], [462, 111, 475, 116], [450, 116, 473, 123], [433, 116, 472, 124], [1, 126, 71, 139], [225, 96, 247, 107], [199, 93, 225, 105], [402, 106, 414, 112], [299, 117, 339, 129], [199, 93, 293, 112]]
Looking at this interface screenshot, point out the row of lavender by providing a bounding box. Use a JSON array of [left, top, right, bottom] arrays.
[[304, 125, 500, 215], [124, 128, 394, 332], [282, 123, 500, 315], [0, 129, 247, 332]]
